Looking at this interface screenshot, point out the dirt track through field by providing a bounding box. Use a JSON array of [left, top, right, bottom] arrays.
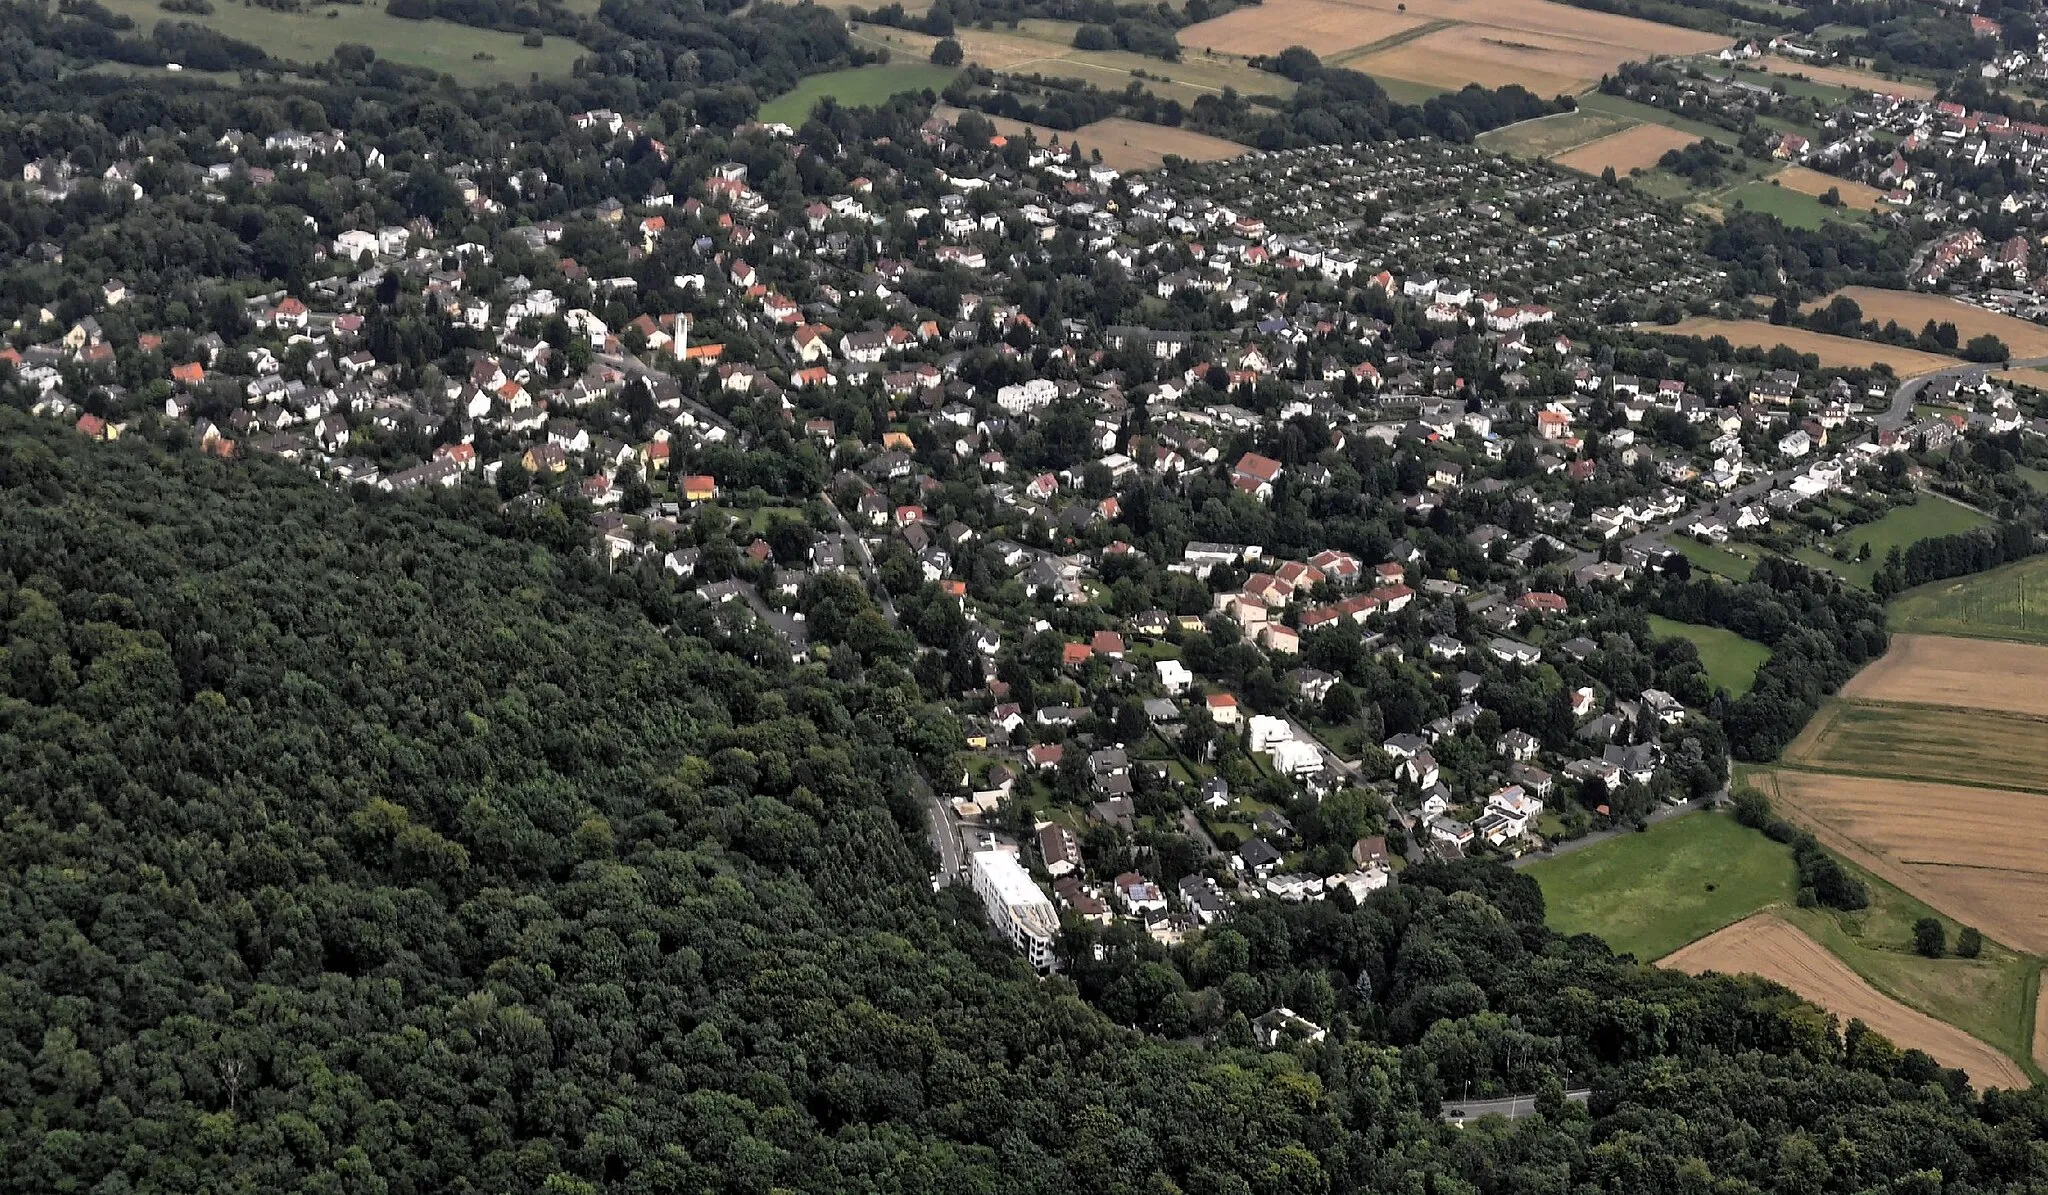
[[1842, 633, 2048, 717], [1663, 913, 2030, 1088]]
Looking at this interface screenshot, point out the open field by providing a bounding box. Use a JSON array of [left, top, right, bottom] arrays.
[[2038, 973, 2048, 1074], [1771, 164, 1884, 210], [1720, 178, 1863, 229], [1576, 92, 1735, 142], [1751, 55, 1938, 101], [1479, 109, 1638, 159], [1892, 554, 2048, 646], [1777, 852, 2041, 1081], [1662, 913, 2031, 1088], [1786, 700, 2048, 795], [1554, 123, 1701, 175], [1068, 118, 1248, 169], [1647, 615, 1771, 696], [760, 63, 959, 125], [1247, 0, 1724, 96], [1180, 0, 1433, 58], [1656, 318, 1959, 375], [1527, 812, 1799, 960], [934, 106, 1247, 169], [1764, 769, 2048, 956], [1794, 496, 1989, 587], [90, 0, 574, 84], [1807, 288, 2048, 359], [1842, 632, 2048, 717], [857, 21, 1294, 109]]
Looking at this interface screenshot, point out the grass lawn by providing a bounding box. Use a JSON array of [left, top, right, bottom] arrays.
[[1889, 551, 2048, 645], [2016, 466, 2048, 492], [1647, 615, 1772, 697], [1527, 812, 1800, 960], [760, 63, 960, 125], [1479, 109, 1637, 159], [1667, 535, 1757, 580], [1575, 93, 1735, 143], [92, 0, 575, 84], [1777, 853, 2043, 1080], [1719, 178, 1862, 230], [1808, 495, 1991, 587]]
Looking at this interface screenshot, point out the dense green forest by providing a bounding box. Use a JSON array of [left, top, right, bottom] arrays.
[[12, 416, 2048, 1192]]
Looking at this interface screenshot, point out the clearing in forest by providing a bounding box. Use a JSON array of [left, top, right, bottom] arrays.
[[1662, 913, 2031, 1089]]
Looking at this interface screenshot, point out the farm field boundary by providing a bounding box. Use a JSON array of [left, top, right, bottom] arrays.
[[1891, 554, 2048, 646], [1654, 318, 1960, 376]]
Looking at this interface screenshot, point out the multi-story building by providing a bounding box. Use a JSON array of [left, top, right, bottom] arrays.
[[969, 850, 1059, 972]]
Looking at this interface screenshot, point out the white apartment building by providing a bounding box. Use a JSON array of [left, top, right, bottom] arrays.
[[970, 850, 1059, 972]]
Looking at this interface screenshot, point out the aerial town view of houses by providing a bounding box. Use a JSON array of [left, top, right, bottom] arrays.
[[19, 0, 2048, 1120]]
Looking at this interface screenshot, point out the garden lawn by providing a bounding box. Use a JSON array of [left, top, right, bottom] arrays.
[[1720, 178, 1863, 230], [1528, 812, 1799, 960], [1648, 615, 1771, 697], [1667, 535, 1757, 580], [759, 63, 960, 125]]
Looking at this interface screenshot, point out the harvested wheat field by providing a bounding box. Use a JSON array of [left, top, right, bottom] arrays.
[[1180, 0, 1432, 58], [1772, 165, 1884, 210], [1069, 118, 1247, 169], [1842, 633, 2048, 717], [1656, 318, 1958, 376], [1663, 914, 2030, 1088], [1806, 288, 2048, 359], [1753, 55, 1937, 102], [1554, 123, 1700, 175], [1766, 770, 2048, 955], [1191, 0, 1720, 94]]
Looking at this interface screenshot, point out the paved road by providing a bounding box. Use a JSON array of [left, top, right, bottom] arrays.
[[1441, 1089, 1591, 1124], [822, 491, 957, 881]]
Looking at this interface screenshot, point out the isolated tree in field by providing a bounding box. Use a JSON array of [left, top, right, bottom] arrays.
[[1956, 926, 1982, 958], [1913, 916, 1946, 958], [930, 38, 962, 66]]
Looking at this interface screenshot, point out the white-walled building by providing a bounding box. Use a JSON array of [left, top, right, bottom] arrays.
[[970, 850, 1059, 972]]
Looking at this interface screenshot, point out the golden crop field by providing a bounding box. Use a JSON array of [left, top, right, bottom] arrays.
[[1066, 117, 1248, 169], [934, 106, 1246, 170], [1765, 770, 2048, 956], [1842, 633, 2048, 717], [1183, 0, 1720, 95], [1663, 913, 2031, 1089], [1772, 165, 1885, 210], [1179, 0, 1433, 58], [1657, 318, 1959, 376], [1804, 288, 2048, 358], [1753, 55, 1938, 102], [1553, 123, 1700, 175]]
